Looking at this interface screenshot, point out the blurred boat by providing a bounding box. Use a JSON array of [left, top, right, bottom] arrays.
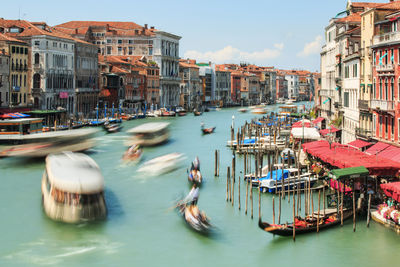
[[126, 122, 169, 146], [137, 152, 185, 176], [188, 169, 202, 184], [194, 111, 202, 116], [104, 122, 122, 133], [252, 108, 267, 114], [202, 127, 215, 134], [176, 203, 212, 234], [0, 128, 98, 158], [41, 152, 107, 223], [122, 144, 143, 162], [238, 108, 248, 113]]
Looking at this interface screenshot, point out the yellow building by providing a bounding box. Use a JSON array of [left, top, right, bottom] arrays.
[[0, 33, 30, 108]]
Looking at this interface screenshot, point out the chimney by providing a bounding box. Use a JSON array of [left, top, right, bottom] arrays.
[[144, 24, 148, 29]]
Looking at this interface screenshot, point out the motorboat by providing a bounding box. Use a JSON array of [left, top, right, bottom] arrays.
[[137, 152, 185, 176], [104, 123, 122, 133], [41, 152, 107, 223], [0, 128, 99, 158], [122, 144, 143, 162], [251, 108, 267, 114], [238, 108, 248, 113], [126, 122, 169, 146]]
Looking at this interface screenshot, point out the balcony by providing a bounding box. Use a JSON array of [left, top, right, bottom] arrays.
[[373, 31, 400, 47], [376, 64, 394, 72], [370, 99, 394, 111], [358, 99, 369, 110], [356, 127, 372, 138], [31, 88, 43, 95]]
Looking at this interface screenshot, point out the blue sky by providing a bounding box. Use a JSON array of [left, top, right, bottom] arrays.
[[3, 0, 389, 71]]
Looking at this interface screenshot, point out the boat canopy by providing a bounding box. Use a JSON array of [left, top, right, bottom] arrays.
[[46, 152, 104, 194], [262, 169, 289, 181], [381, 182, 400, 202], [312, 117, 325, 124], [127, 122, 169, 134], [303, 140, 400, 177], [329, 166, 369, 180]]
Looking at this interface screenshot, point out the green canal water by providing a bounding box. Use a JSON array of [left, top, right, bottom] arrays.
[[0, 102, 399, 267]]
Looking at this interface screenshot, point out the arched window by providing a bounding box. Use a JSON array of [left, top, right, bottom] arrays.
[[33, 73, 41, 89], [34, 53, 40, 65], [391, 78, 395, 101], [379, 78, 382, 99]]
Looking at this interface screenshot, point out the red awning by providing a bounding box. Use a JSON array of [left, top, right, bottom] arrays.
[[347, 139, 372, 149], [365, 142, 390, 156], [381, 182, 400, 202], [376, 145, 400, 163], [292, 121, 312, 128], [319, 126, 340, 136], [312, 117, 325, 124], [302, 140, 400, 176]]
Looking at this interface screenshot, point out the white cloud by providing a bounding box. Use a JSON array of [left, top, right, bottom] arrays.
[[297, 35, 323, 57], [184, 44, 284, 63]]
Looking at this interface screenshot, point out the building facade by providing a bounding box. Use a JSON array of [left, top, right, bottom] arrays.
[[0, 49, 9, 108], [215, 69, 231, 107]]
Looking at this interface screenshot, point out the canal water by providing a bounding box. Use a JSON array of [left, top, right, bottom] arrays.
[[0, 102, 399, 267]]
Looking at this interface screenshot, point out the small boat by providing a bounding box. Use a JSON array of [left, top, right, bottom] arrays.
[[41, 152, 107, 223], [188, 169, 202, 184], [194, 110, 202, 116], [126, 122, 169, 146], [177, 203, 212, 234], [104, 123, 122, 133], [202, 127, 216, 134], [238, 108, 248, 113], [137, 152, 185, 176], [122, 144, 143, 162], [178, 111, 187, 116], [258, 209, 353, 236]]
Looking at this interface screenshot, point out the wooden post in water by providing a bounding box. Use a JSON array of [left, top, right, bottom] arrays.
[[245, 178, 249, 215], [238, 175, 241, 210], [311, 187, 314, 216], [308, 175, 312, 216], [317, 190, 321, 233], [217, 150, 220, 176], [278, 191, 282, 224], [232, 153, 235, 206], [353, 190, 356, 232], [292, 191, 296, 242], [215, 150, 218, 176], [250, 180, 254, 219], [272, 196, 275, 224], [258, 179, 261, 220], [281, 157, 285, 199], [367, 193, 371, 227], [226, 167, 230, 201]]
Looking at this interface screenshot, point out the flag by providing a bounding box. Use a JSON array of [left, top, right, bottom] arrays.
[[379, 52, 387, 65], [323, 98, 329, 104]]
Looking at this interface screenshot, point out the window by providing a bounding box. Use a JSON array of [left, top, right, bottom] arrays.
[[379, 78, 382, 99], [128, 40, 133, 44], [53, 42, 57, 47], [385, 49, 388, 64], [149, 47, 153, 55], [385, 117, 388, 135], [107, 39, 111, 44], [391, 49, 394, 64], [373, 51, 376, 65], [380, 116, 383, 136], [344, 92, 349, 107], [24, 48, 28, 54], [392, 117, 395, 136], [12, 46, 15, 53], [34, 53, 40, 65], [128, 47, 133, 55], [118, 47, 122, 55], [391, 78, 395, 101], [385, 78, 388, 100], [107, 46, 112, 55], [118, 39, 122, 44], [34, 41, 40, 46]]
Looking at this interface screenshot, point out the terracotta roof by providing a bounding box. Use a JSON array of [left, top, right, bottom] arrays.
[[111, 66, 129, 74], [351, 2, 382, 9], [0, 32, 27, 44], [55, 21, 155, 37], [337, 12, 362, 23], [345, 26, 361, 35], [376, 1, 400, 10], [179, 61, 199, 69]]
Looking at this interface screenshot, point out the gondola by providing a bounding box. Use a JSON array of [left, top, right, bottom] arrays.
[[258, 209, 353, 236], [177, 111, 187, 116], [194, 111, 202, 116], [176, 203, 211, 234], [188, 169, 202, 185], [202, 127, 215, 134], [122, 144, 143, 162]]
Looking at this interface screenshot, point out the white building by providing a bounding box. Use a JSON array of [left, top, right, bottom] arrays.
[[285, 73, 299, 100], [153, 31, 181, 108]]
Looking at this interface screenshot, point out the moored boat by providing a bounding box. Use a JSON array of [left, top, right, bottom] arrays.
[[258, 209, 353, 236], [202, 127, 216, 134], [41, 152, 107, 223]]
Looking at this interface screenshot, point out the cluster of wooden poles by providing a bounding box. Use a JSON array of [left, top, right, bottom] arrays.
[[216, 116, 365, 241]]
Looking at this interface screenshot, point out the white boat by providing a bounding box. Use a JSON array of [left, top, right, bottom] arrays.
[[137, 152, 186, 176], [238, 108, 248, 113], [126, 122, 169, 146], [258, 168, 317, 193], [0, 128, 99, 158], [41, 152, 107, 223], [251, 108, 267, 114], [276, 98, 285, 104]]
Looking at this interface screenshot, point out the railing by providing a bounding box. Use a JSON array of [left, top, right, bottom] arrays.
[[370, 99, 394, 111], [358, 99, 369, 110], [376, 64, 394, 72], [356, 127, 372, 138], [373, 31, 400, 46]]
